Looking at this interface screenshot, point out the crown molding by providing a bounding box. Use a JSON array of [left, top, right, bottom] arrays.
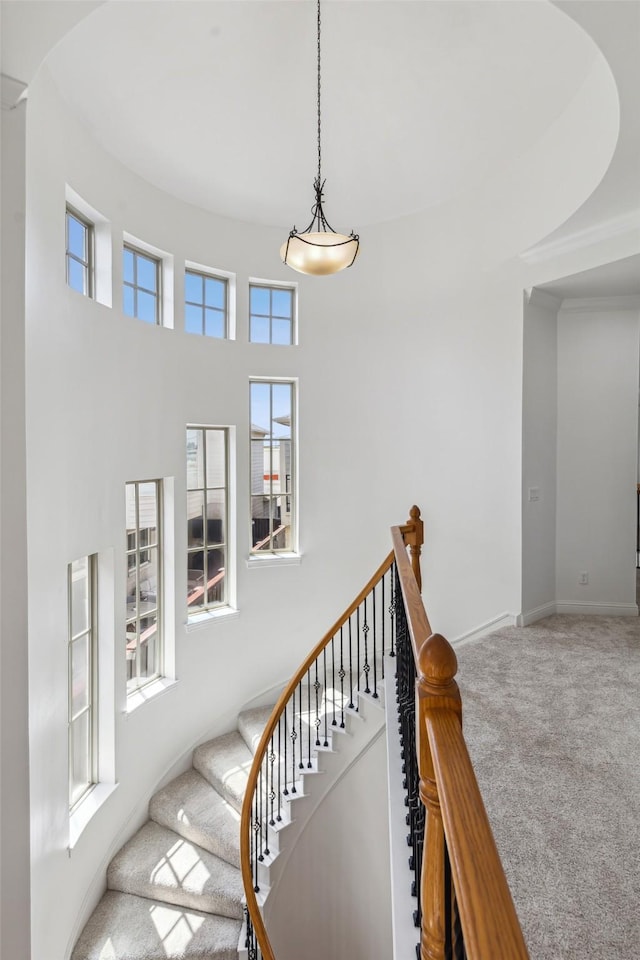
[[559, 294, 640, 313], [524, 287, 562, 311], [520, 209, 640, 265], [1, 74, 28, 111]]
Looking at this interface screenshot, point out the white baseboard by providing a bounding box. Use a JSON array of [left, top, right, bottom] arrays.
[[555, 601, 639, 617], [451, 612, 516, 648], [516, 602, 557, 626]]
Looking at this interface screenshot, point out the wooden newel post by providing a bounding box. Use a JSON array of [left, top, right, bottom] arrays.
[[415, 633, 461, 960], [402, 504, 424, 593]]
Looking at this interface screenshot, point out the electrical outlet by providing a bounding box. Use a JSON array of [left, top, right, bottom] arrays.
[[579, 572, 589, 585]]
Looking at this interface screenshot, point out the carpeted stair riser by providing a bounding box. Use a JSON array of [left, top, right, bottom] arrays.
[[107, 821, 244, 919]]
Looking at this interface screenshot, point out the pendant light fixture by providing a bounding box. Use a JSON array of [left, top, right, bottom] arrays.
[[280, 0, 359, 275]]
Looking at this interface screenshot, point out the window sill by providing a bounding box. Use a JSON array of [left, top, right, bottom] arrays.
[[186, 606, 239, 633], [69, 781, 119, 851], [246, 552, 302, 569], [125, 677, 179, 715]]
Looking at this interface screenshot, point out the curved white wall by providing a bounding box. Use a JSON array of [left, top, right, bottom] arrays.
[[21, 35, 633, 960]]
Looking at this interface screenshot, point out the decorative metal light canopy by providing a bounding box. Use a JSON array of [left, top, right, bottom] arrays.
[[280, 0, 359, 276]]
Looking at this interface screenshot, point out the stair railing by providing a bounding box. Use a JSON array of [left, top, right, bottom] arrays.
[[391, 513, 530, 960], [240, 541, 400, 960], [241, 506, 529, 960]]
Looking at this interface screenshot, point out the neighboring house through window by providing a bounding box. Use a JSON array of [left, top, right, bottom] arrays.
[[250, 380, 295, 552], [186, 426, 229, 613]]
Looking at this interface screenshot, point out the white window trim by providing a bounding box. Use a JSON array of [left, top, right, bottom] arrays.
[[249, 277, 298, 346], [185, 260, 236, 340], [68, 548, 117, 846], [65, 185, 112, 307], [123, 231, 174, 329]]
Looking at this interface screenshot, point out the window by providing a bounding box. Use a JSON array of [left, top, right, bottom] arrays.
[[250, 380, 295, 552], [68, 555, 97, 809], [66, 207, 93, 296], [249, 284, 295, 345], [123, 246, 160, 324], [185, 270, 228, 338], [186, 427, 229, 612], [125, 481, 162, 693]]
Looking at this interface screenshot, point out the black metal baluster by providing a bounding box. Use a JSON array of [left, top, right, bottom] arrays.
[[323, 647, 329, 746], [348, 616, 354, 709], [372, 584, 378, 698], [277, 719, 283, 819], [339, 626, 345, 726], [444, 842, 453, 960], [283, 706, 289, 796], [314, 659, 321, 747], [381, 570, 386, 675], [356, 604, 361, 705], [253, 788, 260, 891], [307, 671, 312, 767], [263, 761, 270, 858], [298, 680, 304, 769], [268, 736, 276, 827], [331, 636, 337, 727], [363, 594, 371, 694], [390, 563, 396, 656], [290, 689, 297, 792], [257, 768, 264, 862]]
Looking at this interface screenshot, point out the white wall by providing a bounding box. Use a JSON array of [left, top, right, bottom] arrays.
[[521, 292, 559, 621], [267, 732, 392, 960], [1, 77, 31, 960], [556, 303, 640, 612]]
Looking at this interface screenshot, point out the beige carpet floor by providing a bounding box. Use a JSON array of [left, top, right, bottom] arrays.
[[455, 615, 640, 959]]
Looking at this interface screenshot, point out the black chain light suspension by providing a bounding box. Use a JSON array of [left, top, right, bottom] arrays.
[[280, 0, 359, 275]]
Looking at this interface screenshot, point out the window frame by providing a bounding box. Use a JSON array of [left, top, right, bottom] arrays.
[[250, 379, 297, 555], [186, 426, 230, 616], [68, 554, 98, 811], [184, 269, 229, 339], [125, 479, 163, 694], [123, 244, 162, 325], [249, 282, 297, 345], [66, 205, 94, 298]]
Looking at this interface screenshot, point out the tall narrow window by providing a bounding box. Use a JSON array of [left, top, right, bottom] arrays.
[[249, 284, 295, 345], [186, 427, 229, 612], [66, 206, 93, 296], [68, 555, 97, 809], [123, 246, 160, 324], [250, 381, 295, 552], [125, 481, 162, 693], [185, 270, 228, 338]]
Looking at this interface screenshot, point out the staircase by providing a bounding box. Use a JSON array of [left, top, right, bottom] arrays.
[[72, 688, 385, 960]]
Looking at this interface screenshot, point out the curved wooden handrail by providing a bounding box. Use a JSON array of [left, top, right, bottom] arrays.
[[240, 547, 395, 960], [427, 709, 529, 959]]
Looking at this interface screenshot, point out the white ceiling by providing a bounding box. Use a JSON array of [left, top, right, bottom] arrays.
[[35, 0, 607, 230]]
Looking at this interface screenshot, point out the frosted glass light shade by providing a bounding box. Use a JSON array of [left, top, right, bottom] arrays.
[[280, 231, 359, 276]]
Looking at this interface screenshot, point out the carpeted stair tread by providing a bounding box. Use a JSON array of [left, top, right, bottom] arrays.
[[149, 769, 240, 867], [238, 705, 275, 754], [193, 731, 253, 812], [107, 821, 243, 919], [71, 890, 241, 960]]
